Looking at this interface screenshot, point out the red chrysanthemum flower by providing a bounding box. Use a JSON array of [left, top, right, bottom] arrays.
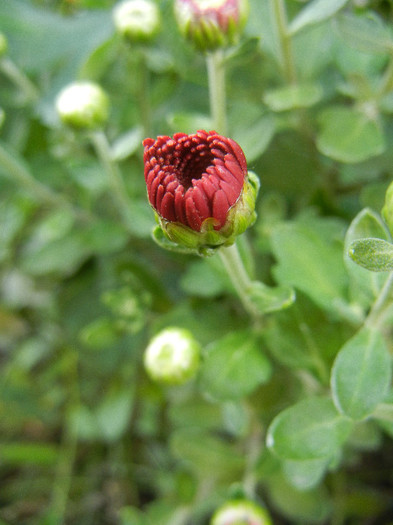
[[143, 130, 248, 232]]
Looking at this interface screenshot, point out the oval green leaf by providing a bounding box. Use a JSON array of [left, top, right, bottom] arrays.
[[266, 397, 352, 460], [348, 237, 393, 272], [331, 327, 392, 420], [316, 107, 385, 163]]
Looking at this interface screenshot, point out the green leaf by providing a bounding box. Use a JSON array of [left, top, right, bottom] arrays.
[[180, 260, 227, 297], [348, 238, 393, 272], [289, 0, 349, 36], [334, 12, 393, 54], [267, 472, 332, 523], [263, 83, 323, 112], [110, 126, 143, 161], [282, 457, 330, 490], [344, 208, 390, 308], [232, 114, 276, 163], [271, 217, 348, 314], [316, 107, 385, 163], [199, 331, 272, 401], [167, 112, 213, 135], [331, 327, 392, 420], [170, 428, 244, 479], [267, 397, 352, 460], [79, 317, 120, 349], [248, 281, 295, 314], [95, 389, 134, 443]]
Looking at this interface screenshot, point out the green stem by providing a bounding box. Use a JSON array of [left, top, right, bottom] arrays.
[[206, 49, 227, 134], [137, 49, 152, 138], [48, 348, 79, 524], [0, 57, 39, 102], [219, 242, 259, 317], [90, 130, 133, 229], [271, 0, 297, 84], [365, 271, 393, 331], [377, 53, 393, 99]]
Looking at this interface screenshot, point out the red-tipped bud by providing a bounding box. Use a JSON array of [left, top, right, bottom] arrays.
[[143, 130, 258, 253], [174, 0, 249, 52]]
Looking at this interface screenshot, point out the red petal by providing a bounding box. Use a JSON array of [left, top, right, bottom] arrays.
[[219, 180, 240, 206], [227, 138, 248, 173], [212, 189, 230, 229], [155, 184, 165, 211], [224, 156, 245, 184], [214, 164, 239, 186], [185, 195, 202, 231], [160, 192, 176, 222], [192, 186, 210, 220], [174, 187, 187, 224]]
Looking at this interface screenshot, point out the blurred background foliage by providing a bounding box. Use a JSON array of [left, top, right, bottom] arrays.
[[2, 0, 393, 524]]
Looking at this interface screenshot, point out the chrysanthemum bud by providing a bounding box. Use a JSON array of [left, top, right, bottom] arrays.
[[113, 0, 161, 43], [174, 0, 249, 52], [211, 499, 272, 525], [143, 130, 259, 254], [56, 81, 109, 130], [144, 327, 201, 385], [0, 33, 8, 58], [382, 181, 393, 237]]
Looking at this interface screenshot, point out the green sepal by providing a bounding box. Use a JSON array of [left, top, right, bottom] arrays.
[[348, 237, 393, 272]]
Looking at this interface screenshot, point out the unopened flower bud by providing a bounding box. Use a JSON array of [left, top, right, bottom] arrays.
[[382, 181, 393, 237], [0, 33, 8, 58], [211, 499, 272, 525], [144, 327, 201, 385], [113, 0, 161, 43], [56, 81, 109, 130], [143, 130, 259, 254], [174, 0, 249, 52]]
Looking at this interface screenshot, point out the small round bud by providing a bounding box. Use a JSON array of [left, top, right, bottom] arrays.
[[174, 0, 249, 52], [143, 130, 259, 255], [144, 327, 201, 385], [382, 181, 393, 237], [55, 81, 109, 130], [0, 33, 8, 58], [113, 0, 161, 43], [211, 499, 272, 525]]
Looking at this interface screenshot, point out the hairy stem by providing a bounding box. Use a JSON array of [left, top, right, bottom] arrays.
[[206, 49, 227, 134], [0, 57, 39, 102], [90, 130, 133, 229], [365, 271, 393, 331], [219, 243, 259, 317], [271, 0, 297, 84]]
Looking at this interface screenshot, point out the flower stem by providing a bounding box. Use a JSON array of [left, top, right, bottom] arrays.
[[137, 49, 152, 138], [0, 57, 39, 102], [89, 130, 133, 229], [271, 0, 297, 84], [219, 242, 259, 317], [206, 49, 227, 134], [365, 271, 393, 331]]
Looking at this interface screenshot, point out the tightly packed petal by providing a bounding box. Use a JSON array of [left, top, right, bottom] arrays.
[[143, 130, 259, 254], [143, 130, 247, 230]]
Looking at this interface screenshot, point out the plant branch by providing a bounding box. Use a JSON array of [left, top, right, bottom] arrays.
[[219, 243, 260, 318], [206, 49, 227, 134], [271, 0, 297, 84], [0, 57, 39, 102]]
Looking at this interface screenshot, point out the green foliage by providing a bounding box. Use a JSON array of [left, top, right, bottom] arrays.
[[2, 0, 393, 524]]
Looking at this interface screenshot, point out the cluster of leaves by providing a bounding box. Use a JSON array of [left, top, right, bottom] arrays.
[[2, 0, 393, 524]]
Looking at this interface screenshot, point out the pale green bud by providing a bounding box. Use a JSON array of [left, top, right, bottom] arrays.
[[211, 499, 272, 525], [113, 0, 161, 43], [56, 81, 109, 130], [144, 327, 201, 385]]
